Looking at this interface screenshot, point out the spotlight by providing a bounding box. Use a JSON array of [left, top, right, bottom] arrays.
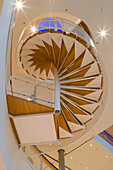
[[16, 1, 23, 9], [100, 30, 106, 37], [31, 26, 36, 33]]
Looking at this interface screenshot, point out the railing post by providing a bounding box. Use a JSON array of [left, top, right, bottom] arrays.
[[32, 85, 36, 102], [10, 79, 13, 96]]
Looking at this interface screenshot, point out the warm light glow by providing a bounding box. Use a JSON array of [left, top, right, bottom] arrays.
[[106, 155, 108, 158], [16, 1, 23, 9], [27, 98, 31, 101], [100, 30, 106, 37], [31, 26, 36, 33], [95, 27, 110, 40], [66, 31, 69, 34], [86, 167, 88, 169], [49, 144, 51, 146], [70, 157, 72, 159], [90, 144, 93, 147]]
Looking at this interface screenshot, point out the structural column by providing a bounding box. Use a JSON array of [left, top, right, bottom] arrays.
[[54, 68, 60, 114], [58, 149, 65, 170]]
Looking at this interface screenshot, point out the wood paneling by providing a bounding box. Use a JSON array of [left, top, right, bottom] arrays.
[[59, 110, 71, 133], [7, 95, 54, 116]]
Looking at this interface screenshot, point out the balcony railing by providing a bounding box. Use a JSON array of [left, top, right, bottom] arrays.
[[7, 76, 54, 108], [19, 17, 95, 49]]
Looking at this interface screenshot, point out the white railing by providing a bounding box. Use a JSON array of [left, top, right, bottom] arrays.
[[7, 76, 54, 108], [18, 17, 95, 49]]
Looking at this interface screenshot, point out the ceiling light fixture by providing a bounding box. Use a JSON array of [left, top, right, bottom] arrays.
[[70, 157, 72, 159], [31, 26, 36, 33], [100, 30, 106, 37], [106, 155, 108, 158], [15, 1, 23, 9], [95, 27, 109, 39], [90, 144, 93, 147]]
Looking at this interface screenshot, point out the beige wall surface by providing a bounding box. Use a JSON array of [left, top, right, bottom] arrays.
[[0, 0, 4, 15], [0, 0, 33, 169], [0, 152, 7, 170]]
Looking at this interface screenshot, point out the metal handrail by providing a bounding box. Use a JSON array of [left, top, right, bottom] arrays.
[[18, 17, 95, 49], [7, 89, 54, 105], [8, 76, 54, 106], [100, 130, 113, 143], [12, 76, 54, 90]]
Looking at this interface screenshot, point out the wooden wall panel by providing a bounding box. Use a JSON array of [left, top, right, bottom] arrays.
[[7, 95, 54, 116]]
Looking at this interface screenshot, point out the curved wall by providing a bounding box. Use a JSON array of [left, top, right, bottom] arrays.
[[0, 0, 33, 169]]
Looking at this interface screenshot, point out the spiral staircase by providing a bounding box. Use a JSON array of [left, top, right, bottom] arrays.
[[7, 18, 104, 168]]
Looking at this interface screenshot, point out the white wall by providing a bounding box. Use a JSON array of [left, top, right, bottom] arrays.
[[0, 0, 33, 169]]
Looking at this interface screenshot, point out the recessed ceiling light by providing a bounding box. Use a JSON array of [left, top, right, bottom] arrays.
[[90, 144, 93, 147], [31, 26, 36, 33], [95, 27, 109, 39], [100, 30, 106, 37], [16, 1, 23, 9], [70, 157, 72, 159], [106, 155, 108, 158]]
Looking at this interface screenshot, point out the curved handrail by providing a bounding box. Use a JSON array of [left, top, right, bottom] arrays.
[[100, 130, 113, 143], [18, 17, 95, 49], [34, 146, 59, 170]]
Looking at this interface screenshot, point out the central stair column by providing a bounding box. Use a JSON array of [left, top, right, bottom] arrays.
[[54, 68, 60, 114], [58, 149, 65, 170]]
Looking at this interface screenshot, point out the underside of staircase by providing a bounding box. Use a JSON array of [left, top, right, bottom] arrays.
[[7, 18, 104, 150]]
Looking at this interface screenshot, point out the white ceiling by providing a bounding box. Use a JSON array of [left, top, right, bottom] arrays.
[[45, 138, 113, 170]]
